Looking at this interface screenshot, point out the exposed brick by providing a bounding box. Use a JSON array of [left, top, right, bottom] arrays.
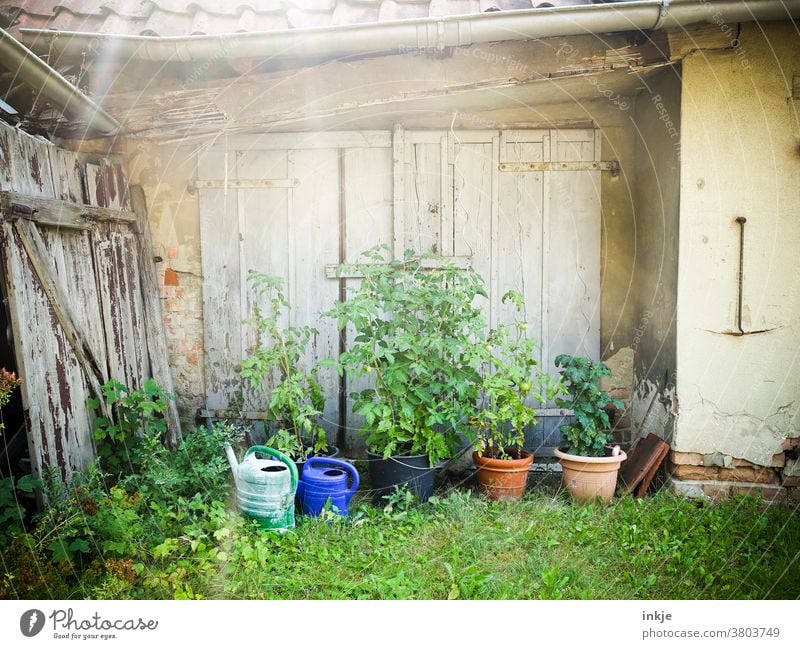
[[732, 454, 785, 468], [788, 487, 800, 503], [164, 298, 184, 312], [167, 246, 179, 259], [781, 476, 800, 487], [701, 482, 731, 500], [668, 463, 719, 481], [718, 466, 777, 484], [670, 451, 704, 466], [609, 388, 630, 400], [730, 484, 785, 503], [782, 437, 800, 453], [186, 352, 199, 365]]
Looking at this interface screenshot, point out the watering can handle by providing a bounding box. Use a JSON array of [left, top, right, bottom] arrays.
[[244, 446, 298, 493], [305, 456, 360, 494]]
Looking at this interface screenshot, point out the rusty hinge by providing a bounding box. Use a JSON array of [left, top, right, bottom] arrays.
[[498, 161, 620, 176]]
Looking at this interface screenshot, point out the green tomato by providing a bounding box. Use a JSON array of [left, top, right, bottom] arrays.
[[520, 381, 532, 393]]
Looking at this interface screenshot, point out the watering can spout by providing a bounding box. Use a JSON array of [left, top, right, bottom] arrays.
[[225, 444, 240, 490]]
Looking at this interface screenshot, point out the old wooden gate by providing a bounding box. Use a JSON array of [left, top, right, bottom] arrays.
[[197, 127, 603, 453], [0, 122, 179, 479]]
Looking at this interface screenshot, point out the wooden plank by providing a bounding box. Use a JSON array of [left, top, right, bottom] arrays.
[[12, 219, 109, 416], [0, 122, 14, 190], [490, 135, 500, 329], [238, 149, 290, 413], [50, 147, 87, 204], [498, 161, 619, 173], [10, 131, 55, 198], [405, 141, 441, 255], [440, 135, 454, 257], [220, 131, 392, 151], [0, 221, 95, 479], [392, 124, 405, 260], [130, 185, 182, 447], [189, 178, 299, 190], [0, 191, 137, 226], [325, 256, 473, 279], [290, 148, 341, 440], [544, 129, 601, 370], [198, 148, 242, 411], [453, 140, 493, 320]]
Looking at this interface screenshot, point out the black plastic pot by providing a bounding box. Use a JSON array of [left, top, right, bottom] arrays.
[[367, 452, 434, 503], [295, 446, 341, 480]]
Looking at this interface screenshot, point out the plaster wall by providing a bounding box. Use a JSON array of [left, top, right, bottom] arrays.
[[676, 21, 800, 466], [629, 66, 682, 443]]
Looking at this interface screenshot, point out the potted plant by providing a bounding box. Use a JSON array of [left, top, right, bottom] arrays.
[[238, 271, 336, 476], [553, 354, 626, 503], [327, 247, 487, 502], [471, 291, 561, 501]]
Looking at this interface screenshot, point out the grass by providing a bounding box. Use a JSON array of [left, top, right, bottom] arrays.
[[2, 432, 798, 600]]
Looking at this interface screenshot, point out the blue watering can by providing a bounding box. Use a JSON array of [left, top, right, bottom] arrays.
[[297, 457, 359, 517]]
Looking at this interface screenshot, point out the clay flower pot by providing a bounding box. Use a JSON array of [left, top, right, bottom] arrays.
[[473, 449, 533, 501], [554, 447, 627, 504]]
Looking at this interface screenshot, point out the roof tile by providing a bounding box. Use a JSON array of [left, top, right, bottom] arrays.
[[4, 0, 603, 38], [378, 0, 429, 21], [331, 1, 380, 26]]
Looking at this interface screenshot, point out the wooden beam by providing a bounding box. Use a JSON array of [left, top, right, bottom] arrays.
[[12, 218, 111, 420], [0, 191, 137, 228], [499, 161, 620, 174], [325, 256, 473, 279], [188, 178, 299, 191], [130, 185, 182, 448]]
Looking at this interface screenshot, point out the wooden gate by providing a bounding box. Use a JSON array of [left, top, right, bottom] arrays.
[[0, 122, 179, 479], [197, 128, 604, 454]]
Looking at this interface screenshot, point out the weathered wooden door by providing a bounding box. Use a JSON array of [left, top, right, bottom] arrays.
[[197, 128, 602, 454], [0, 122, 179, 479]]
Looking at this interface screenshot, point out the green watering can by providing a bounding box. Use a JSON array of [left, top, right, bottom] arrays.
[[225, 445, 298, 531]]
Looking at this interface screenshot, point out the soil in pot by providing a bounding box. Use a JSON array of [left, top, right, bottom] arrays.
[[554, 446, 627, 504], [472, 448, 533, 501], [367, 452, 434, 503]]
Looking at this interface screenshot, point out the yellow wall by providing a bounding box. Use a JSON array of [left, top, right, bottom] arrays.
[[677, 21, 800, 465]]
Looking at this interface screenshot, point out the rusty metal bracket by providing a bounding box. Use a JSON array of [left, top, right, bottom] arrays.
[[498, 160, 620, 177], [708, 216, 775, 337]]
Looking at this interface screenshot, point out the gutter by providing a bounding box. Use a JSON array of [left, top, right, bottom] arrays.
[[17, 0, 800, 64], [0, 27, 120, 135]]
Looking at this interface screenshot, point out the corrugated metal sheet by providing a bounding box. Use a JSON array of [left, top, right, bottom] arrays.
[[1, 0, 601, 36]]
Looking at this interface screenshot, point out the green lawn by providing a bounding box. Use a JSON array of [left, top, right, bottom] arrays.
[[3, 470, 798, 599]]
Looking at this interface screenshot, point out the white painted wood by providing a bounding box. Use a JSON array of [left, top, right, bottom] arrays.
[[544, 131, 602, 370], [50, 147, 86, 204], [440, 136, 454, 257], [453, 140, 493, 319], [289, 148, 341, 438], [405, 141, 441, 255], [392, 125, 406, 261], [198, 148, 242, 410]]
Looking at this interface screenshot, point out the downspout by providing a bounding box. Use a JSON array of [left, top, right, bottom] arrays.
[[0, 27, 119, 135], [18, 0, 800, 64]]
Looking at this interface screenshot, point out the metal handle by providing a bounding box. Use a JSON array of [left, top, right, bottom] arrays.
[[244, 446, 298, 492], [304, 456, 360, 494]]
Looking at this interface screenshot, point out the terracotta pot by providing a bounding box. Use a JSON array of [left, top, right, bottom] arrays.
[[472, 449, 533, 501], [554, 447, 627, 504]]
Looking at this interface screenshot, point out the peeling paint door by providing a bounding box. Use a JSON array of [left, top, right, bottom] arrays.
[[0, 122, 171, 479], [198, 128, 601, 455]]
